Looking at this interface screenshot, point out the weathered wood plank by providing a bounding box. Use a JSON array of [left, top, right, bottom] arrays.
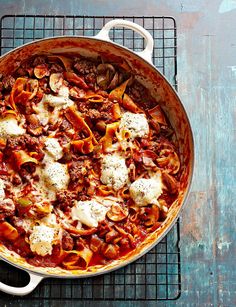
[[0, 1, 235, 306]]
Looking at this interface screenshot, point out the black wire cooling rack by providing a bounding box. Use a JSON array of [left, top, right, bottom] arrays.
[[0, 15, 181, 301]]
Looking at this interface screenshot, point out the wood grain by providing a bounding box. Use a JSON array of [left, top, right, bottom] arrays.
[[0, 0, 235, 306]]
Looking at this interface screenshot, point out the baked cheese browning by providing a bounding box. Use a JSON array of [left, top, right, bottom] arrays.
[[0, 55, 181, 269]]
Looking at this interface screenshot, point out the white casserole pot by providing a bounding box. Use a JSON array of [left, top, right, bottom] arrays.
[[0, 20, 194, 296]]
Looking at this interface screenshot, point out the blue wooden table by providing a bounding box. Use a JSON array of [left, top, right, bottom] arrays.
[[0, 0, 235, 306]]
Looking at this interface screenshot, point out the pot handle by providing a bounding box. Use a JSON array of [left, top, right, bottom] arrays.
[[0, 271, 43, 296], [95, 19, 154, 64]]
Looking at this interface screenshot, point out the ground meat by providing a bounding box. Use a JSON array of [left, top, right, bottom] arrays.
[[120, 237, 131, 250], [2, 76, 15, 90], [87, 109, 101, 120], [127, 81, 156, 110], [56, 190, 77, 209], [90, 234, 103, 253], [5, 135, 43, 159], [73, 60, 96, 89], [0, 199, 15, 220], [50, 63, 64, 73], [127, 81, 146, 103], [5, 137, 25, 152], [60, 119, 72, 131], [22, 162, 36, 174], [61, 230, 74, 251], [32, 56, 46, 66], [99, 100, 113, 112], [11, 173, 22, 186], [100, 111, 112, 121], [23, 134, 42, 152], [97, 221, 112, 238], [77, 193, 90, 201], [105, 229, 119, 243], [69, 160, 91, 182], [16, 67, 28, 77], [74, 59, 96, 75], [76, 101, 89, 113], [84, 72, 97, 88]]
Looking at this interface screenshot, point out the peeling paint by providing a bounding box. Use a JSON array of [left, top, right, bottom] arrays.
[[227, 65, 236, 78], [217, 241, 232, 251], [219, 0, 236, 13]]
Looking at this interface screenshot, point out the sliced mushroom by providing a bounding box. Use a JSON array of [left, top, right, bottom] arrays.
[[107, 72, 120, 90], [26, 114, 43, 136], [96, 63, 116, 90], [96, 74, 108, 89], [95, 120, 106, 132], [148, 105, 167, 126], [105, 229, 119, 243], [34, 64, 49, 79], [144, 204, 160, 227], [90, 235, 103, 253], [162, 172, 179, 195], [156, 149, 180, 174], [49, 73, 63, 93], [142, 150, 158, 168], [106, 204, 129, 222], [97, 63, 115, 74], [27, 79, 39, 100]]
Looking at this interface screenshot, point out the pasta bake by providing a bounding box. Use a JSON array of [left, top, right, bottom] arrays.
[[0, 55, 181, 269]]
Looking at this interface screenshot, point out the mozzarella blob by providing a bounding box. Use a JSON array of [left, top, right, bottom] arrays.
[[29, 225, 56, 256], [120, 112, 149, 139], [43, 161, 70, 191], [45, 138, 63, 161], [100, 154, 129, 191], [129, 176, 163, 206], [0, 117, 25, 139], [71, 200, 110, 228]]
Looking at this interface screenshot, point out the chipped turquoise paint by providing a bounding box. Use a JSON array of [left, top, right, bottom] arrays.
[[0, 0, 235, 306]]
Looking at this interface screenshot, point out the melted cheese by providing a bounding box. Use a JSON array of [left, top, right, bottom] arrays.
[[29, 225, 56, 256], [0, 179, 5, 201], [120, 112, 149, 139], [34, 99, 50, 125], [40, 213, 58, 227], [20, 218, 35, 233], [0, 117, 25, 139], [33, 166, 57, 202], [129, 175, 163, 206], [35, 85, 74, 125], [100, 154, 128, 191], [43, 86, 74, 109], [43, 161, 70, 191], [71, 200, 109, 228], [45, 138, 63, 161]]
